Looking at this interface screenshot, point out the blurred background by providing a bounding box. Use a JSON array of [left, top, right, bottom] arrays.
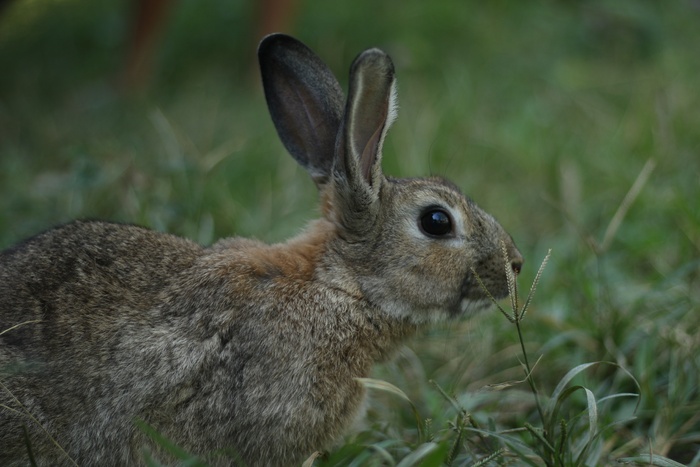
[[1, 0, 698, 464]]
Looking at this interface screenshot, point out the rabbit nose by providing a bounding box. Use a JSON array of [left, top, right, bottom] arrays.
[[510, 250, 525, 276], [511, 259, 523, 275], [510, 250, 524, 275]]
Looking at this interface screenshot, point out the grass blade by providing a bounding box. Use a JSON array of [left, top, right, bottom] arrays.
[[617, 454, 688, 466], [520, 249, 551, 320], [470, 448, 506, 467], [583, 387, 597, 445], [134, 419, 207, 466], [600, 158, 656, 252], [573, 387, 599, 465], [547, 362, 599, 416], [0, 320, 42, 337], [395, 442, 445, 467], [357, 378, 424, 441], [463, 426, 541, 467], [302, 451, 324, 467]]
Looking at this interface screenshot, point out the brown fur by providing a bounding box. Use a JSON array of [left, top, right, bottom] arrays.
[[0, 35, 521, 466]]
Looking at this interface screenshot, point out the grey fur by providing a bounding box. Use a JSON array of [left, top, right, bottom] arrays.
[[0, 34, 522, 466]]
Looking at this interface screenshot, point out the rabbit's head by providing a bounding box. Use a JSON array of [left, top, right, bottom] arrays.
[[259, 34, 522, 324]]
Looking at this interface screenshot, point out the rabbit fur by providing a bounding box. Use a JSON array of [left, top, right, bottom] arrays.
[[0, 34, 523, 466]]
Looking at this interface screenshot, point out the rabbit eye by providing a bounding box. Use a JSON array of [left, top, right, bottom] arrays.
[[419, 209, 453, 237]]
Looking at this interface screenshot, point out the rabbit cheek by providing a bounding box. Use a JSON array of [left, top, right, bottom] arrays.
[[463, 255, 510, 301]]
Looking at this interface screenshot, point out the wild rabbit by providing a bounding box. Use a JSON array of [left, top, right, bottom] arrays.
[[0, 34, 522, 466]]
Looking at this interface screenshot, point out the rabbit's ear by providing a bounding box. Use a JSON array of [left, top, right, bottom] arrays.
[[258, 34, 344, 186], [332, 48, 397, 232]]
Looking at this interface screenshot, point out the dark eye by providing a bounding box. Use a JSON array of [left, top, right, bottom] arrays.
[[419, 209, 453, 237]]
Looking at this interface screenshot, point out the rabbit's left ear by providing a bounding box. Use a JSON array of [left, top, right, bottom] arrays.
[[259, 34, 345, 187], [333, 48, 397, 216]]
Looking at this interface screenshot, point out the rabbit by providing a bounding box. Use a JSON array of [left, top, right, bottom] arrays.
[[0, 33, 523, 466]]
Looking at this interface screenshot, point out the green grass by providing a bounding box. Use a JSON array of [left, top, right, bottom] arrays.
[[1, 0, 699, 465]]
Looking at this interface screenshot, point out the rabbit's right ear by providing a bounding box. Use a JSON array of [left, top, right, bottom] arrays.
[[258, 34, 345, 187], [330, 48, 397, 238]]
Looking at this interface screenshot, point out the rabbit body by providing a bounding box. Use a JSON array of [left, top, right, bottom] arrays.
[[1, 219, 413, 465], [0, 34, 522, 466]]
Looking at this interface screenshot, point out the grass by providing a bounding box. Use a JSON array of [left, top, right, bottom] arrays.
[[1, 0, 699, 465]]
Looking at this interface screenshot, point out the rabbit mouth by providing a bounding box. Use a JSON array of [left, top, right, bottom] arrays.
[[460, 273, 510, 303], [461, 297, 492, 312], [448, 296, 492, 318]]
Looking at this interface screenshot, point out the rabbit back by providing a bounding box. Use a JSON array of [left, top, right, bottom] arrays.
[[0, 220, 204, 463]]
